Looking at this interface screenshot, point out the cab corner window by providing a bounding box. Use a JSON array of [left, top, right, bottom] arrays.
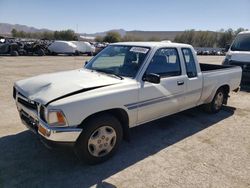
[[182, 48, 197, 78], [146, 48, 181, 77]]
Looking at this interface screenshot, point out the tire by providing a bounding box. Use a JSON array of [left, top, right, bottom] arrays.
[[36, 49, 45, 56], [75, 113, 123, 165], [87, 52, 93, 56], [10, 50, 19, 56], [75, 51, 80, 56], [19, 49, 27, 56], [50, 52, 57, 56], [204, 88, 225, 113]]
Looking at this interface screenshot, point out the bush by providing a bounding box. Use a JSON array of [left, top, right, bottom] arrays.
[[103, 32, 121, 43], [11, 29, 78, 41]]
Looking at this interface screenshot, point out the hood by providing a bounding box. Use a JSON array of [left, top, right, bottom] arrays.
[[15, 69, 122, 105]]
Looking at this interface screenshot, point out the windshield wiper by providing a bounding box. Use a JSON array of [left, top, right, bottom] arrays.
[[93, 69, 124, 80]]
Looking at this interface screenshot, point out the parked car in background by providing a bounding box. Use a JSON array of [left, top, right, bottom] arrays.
[[223, 31, 250, 85], [48, 40, 78, 55], [23, 40, 50, 56], [0, 37, 25, 56], [71, 41, 95, 56], [48, 40, 95, 56], [14, 42, 241, 164]]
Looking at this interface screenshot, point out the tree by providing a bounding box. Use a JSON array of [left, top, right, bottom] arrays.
[[122, 34, 135, 41], [103, 32, 121, 43], [95, 35, 103, 42], [11, 29, 17, 37], [122, 34, 144, 41], [53, 29, 78, 41], [174, 30, 195, 44], [217, 28, 234, 48], [148, 36, 160, 41], [234, 27, 248, 35], [42, 31, 54, 40]]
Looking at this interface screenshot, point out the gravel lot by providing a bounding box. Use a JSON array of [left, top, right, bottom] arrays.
[[0, 56, 249, 188]]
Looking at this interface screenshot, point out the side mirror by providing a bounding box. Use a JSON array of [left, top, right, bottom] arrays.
[[225, 44, 230, 52], [143, 73, 161, 84]]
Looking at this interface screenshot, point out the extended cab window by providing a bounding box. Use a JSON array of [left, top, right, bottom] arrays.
[[146, 48, 181, 77], [182, 48, 197, 78]]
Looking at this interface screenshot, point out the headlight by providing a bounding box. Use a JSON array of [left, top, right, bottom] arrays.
[[40, 106, 67, 126], [48, 110, 68, 126]]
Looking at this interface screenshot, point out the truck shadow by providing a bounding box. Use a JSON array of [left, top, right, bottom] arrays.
[[0, 106, 235, 188]]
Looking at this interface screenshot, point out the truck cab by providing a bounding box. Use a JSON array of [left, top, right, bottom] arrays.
[[223, 31, 250, 85]]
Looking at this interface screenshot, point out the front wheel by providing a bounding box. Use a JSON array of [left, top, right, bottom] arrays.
[[204, 88, 225, 113], [75, 114, 123, 164]]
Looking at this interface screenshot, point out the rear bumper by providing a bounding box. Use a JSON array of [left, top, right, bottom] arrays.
[[16, 94, 82, 144]]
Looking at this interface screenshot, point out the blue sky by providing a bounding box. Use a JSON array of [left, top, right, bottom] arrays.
[[0, 0, 249, 33]]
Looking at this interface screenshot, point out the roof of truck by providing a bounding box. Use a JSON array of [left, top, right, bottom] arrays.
[[238, 31, 250, 35], [111, 41, 192, 48]]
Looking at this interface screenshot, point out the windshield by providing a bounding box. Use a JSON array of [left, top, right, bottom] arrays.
[[231, 34, 250, 51], [85, 45, 150, 78]]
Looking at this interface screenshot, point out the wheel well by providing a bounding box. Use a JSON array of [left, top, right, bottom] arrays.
[[79, 108, 130, 141], [218, 85, 230, 104]]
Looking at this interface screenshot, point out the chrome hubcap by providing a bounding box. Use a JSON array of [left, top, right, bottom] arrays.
[[214, 92, 224, 110], [88, 126, 116, 157]]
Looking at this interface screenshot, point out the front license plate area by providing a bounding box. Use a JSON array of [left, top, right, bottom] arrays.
[[20, 110, 38, 133]]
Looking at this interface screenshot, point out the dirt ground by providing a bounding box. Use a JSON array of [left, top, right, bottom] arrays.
[[0, 56, 249, 188]]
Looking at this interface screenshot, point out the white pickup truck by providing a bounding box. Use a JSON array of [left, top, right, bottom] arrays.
[[223, 31, 250, 85], [14, 42, 242, 164]]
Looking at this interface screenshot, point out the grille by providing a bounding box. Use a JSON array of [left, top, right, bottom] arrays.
[[20, 110, 38, 132], [18, 97, 37, 111]]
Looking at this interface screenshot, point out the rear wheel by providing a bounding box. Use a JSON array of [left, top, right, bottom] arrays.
[[75, 50, 80, 56], [75, 114, 123, 164], [36, 49, 45, 56], [10, 50, 18, 56], [204, 88, 225, 113]]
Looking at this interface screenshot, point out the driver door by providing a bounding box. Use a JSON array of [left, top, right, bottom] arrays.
[[137, 48, 186, 124]]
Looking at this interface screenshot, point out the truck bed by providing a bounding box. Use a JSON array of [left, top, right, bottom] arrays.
[[198, 63, 242, 105], [200, 63, 235, 72]]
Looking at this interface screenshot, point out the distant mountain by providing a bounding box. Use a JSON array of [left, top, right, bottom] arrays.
[[0, 23, 183, 41], [126, 30, 183, 41], [81, 29, 127, 37], [82, 30, 183, 41], [0, 23, 52, 34]]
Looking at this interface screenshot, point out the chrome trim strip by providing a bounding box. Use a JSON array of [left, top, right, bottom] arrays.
[[17, 101, 38, 120], [38, 119, 82, 142], [125, 88, 201, 110]]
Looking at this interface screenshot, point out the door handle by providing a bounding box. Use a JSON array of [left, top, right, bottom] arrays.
[[177, 81, 184, 85]]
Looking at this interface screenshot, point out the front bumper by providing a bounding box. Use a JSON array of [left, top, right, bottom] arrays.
[[15, 92, 82, 144]]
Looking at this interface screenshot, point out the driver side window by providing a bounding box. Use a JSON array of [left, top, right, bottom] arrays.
[[146, 48, 181, 77]]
